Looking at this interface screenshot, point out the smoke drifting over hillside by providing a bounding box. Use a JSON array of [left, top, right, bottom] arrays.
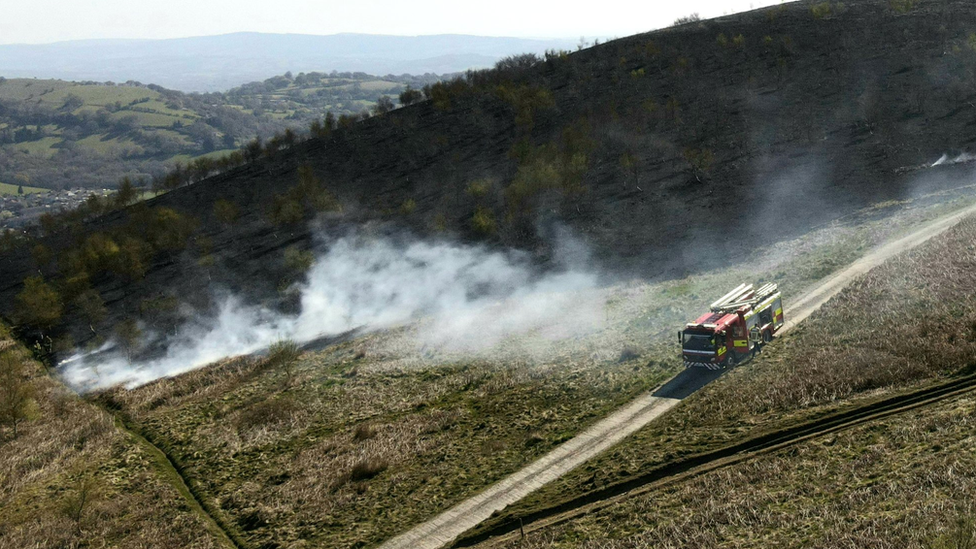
[[60, 231, 603, 391]]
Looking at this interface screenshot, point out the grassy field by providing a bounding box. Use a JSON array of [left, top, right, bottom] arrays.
[[75, 135, 142, 156], [99, 333, 676, 549], [108, 110, 185, 128], [43, 84, 157, 107], [483, 189, 976, 537], [0, 80, 164, 113], [507, 392, 976, 548], [0, 78, 75, 101], [9, 136, 61, 158], [95, 186, 976, 549], [0, 181, 47, 195], [168, 148, 239, 165], [0, 324, 227, 549]]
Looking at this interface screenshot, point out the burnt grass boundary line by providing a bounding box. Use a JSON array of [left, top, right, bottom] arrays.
[[453, 373, 976, 547], [98, 401, 249, 549]]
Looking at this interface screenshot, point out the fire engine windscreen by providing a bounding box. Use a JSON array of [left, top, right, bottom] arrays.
[[682, 332, 716, 351]]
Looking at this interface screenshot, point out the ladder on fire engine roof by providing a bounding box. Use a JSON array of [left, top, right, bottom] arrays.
[[710, 283, 779, 314]]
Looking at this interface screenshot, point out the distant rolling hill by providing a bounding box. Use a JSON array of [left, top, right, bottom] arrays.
[[0, 69, 440, 192], [0, 33, 579, 92]]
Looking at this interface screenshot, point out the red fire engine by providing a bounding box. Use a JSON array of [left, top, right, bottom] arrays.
[[680, 283, 785, 370]]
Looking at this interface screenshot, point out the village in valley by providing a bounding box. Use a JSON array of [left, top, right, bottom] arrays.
[[0, 187, 113, 229]]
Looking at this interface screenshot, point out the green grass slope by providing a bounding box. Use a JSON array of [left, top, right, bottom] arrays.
[[0, 324, 228, 549], [0, 181, 46, 195]]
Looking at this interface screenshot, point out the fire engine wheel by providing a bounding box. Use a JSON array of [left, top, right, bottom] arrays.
[[724, 354, 734, 368], [762, 330, 773, 343]]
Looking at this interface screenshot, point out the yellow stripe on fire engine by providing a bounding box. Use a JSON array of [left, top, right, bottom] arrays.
[[717, 346, 727, 355], [775, 308, 783, 317], [734, 340, 748, 348]]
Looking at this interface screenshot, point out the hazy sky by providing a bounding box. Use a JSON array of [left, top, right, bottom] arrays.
[[2, 0, 786, 44]]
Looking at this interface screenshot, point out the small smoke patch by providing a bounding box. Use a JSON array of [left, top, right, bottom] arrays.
[[931, 152, 976, 168]]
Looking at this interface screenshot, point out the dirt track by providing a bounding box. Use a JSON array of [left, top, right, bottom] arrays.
[[377, 201, 976, 549]]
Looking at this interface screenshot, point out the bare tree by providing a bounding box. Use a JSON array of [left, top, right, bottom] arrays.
[[63, 474, 100, 522]]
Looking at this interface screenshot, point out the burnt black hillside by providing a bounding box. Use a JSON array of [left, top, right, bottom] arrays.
[[2, 0, 976, 350]]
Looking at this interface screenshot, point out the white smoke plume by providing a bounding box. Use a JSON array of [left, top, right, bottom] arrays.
[[59, 231, 604, 391], [931, 152, 976, 168]]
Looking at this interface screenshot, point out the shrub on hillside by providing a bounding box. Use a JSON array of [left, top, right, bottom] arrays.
[[672, 13, 701, 26], [112, 236, 150, 281], [115, 319, 142, 362], [61, 475, 101, 523], [0, 350, 34, 439], [113, 177, 139, 208], [14, 276, 62, 331], [399, 198, 417, 215], [283, 247, 314, 275], [505, 159, 562, 214], [235, 396, 298, 435], [156, 209, 196, 250], [888, 0, 916, 12], [471, 206, 497, 236], [350, 458, 388, 481], [466, 179, 491, 199], [213, 199, 240, 225], [423, 78, 471, 111], [683, 148, 715, 182], [493, 84, 555, 131], [74, 290, 107, 329], [269, 165, 341, 225], [269, 196, 304, 225], [493, 53, 541, 79], [373, 96, 395, 115], [399, 87, 423, 106], [139, 295, 179, 330], [266, 340, 301, 371], [31, 244, 53, 269], [811, 2, 839, 18], [353, 423, 378, 441], [243, 138, 263, 162]]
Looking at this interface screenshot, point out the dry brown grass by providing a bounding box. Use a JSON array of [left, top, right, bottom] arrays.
[[107, 348, 671, 549], [505, 209, 976, 530], [65, 194, 976, 548], [505, 394, 976, 549], [690, 215, 976, 419], [353, 423, 378, 441], [350, 457, 389, 481], [76, 193, 975, 549], [0, 330, 224, 549]]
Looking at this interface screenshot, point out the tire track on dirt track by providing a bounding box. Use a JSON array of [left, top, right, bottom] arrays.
[[378, 202, 976, 549], [379, 395, 680, 549]]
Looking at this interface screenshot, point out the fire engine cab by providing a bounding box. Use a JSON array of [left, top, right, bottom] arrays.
[[680, 283, 785, 370]]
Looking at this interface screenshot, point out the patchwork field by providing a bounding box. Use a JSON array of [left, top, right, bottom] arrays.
[[0, 181, 47, 195]]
